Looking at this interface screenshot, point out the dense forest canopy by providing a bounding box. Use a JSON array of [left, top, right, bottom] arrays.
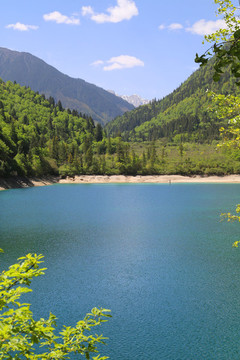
[[0, 78, 107, 177]]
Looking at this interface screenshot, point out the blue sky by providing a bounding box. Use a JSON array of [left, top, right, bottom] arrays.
[[1, 0, 231, 100]]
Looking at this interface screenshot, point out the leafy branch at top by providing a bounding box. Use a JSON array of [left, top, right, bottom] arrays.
[[195, 0, 240, 83]]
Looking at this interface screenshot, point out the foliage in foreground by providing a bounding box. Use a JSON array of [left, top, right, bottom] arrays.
[[0, 253, 111, 359], [195, 0, 240, 83], [210, 91, 240, 247], [193, 0, 240, 246]]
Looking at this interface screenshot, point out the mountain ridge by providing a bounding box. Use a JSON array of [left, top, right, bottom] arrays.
[[0, 47, 134, 125]]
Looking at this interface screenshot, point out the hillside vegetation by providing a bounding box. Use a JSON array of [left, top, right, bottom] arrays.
[[1, 77, 240, 178], [0, 79, 105, 176], [106, 60, 239, 143]]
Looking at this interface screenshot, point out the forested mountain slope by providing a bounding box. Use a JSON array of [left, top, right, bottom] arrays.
[[1, 78, 240, 178], [106, 60, 239, 142], [0, 78, 106, 176], [0, 47, 133, 125]]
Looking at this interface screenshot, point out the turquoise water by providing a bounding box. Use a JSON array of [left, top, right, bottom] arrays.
[[1, 184, 240, 359]]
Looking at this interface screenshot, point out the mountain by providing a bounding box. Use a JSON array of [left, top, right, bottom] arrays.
[[120, 94, 150, 107], [0, 47, 134, 125], [108, 90, 150, 107], [106, 60, 240, 142]]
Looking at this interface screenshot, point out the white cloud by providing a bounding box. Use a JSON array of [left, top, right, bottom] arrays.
[[97, 55, 144, 71], [82, 6, 94, 17], [159, 23, 183, 31], [168, 23, 183, 30], [43, 11, 80, 25], [158, 24, 165, 30], [186, 19, 227, 35], [159, 19, 227, 36], [82, 0, 138, 24], [6, 22, 38, 31], [91, 60, 104, 66]]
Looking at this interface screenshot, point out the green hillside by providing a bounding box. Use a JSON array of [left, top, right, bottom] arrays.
[[106, 60, 239, 142], [0, 78, 107, 176], [1, 78, 240, 178], [0, 47, 134, 125]]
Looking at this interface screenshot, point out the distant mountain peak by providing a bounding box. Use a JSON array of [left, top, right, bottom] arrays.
[[120, 94, 150, 107], [108, 90, 150, 107]]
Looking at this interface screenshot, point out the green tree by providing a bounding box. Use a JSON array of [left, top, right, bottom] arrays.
[[106, 138, 113, 155], [178, 143, 184, 158], [0, 253, 111, 360], [57, 100, 63, 112], [95, 124, 103, 142]]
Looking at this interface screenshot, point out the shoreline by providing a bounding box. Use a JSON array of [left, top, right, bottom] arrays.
[[2, 174, 240, 190]]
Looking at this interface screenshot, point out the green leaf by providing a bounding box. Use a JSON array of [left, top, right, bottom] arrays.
[[234, 29, 240, 39], [194, 53, 208, 66], [213, 73, 221, 81]]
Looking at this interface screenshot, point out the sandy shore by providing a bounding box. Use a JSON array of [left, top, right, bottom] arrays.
[[59, 174, 240, 184], [2, 174, 240, 190]]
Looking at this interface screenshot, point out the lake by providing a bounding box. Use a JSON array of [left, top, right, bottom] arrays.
[[1, 183, 240, 359]]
